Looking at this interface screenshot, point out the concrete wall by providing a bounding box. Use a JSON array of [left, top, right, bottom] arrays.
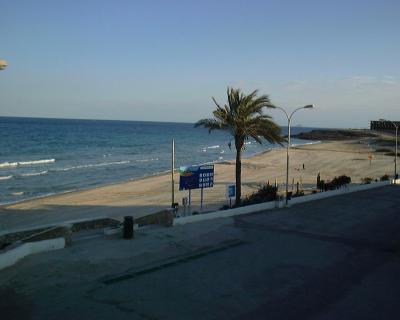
[[0, 216, 109, 238], [290, 181, 391, 205], [173, 200, 276, 226], [0, 237, 65, 271], [174, 181, 392, 226]]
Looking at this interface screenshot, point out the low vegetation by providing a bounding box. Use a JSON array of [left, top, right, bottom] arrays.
[[361, 177, 373, 184], [220, 184, 278, 210], [238, 184, 278, 207], [380, 174, 390, 181], [318, 175, 351, 191]]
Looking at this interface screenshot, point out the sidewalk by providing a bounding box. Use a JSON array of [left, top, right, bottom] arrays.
[[1, 185, 399, 319]]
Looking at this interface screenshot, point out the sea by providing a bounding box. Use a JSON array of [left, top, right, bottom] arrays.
[[0, 117, 318, 205]]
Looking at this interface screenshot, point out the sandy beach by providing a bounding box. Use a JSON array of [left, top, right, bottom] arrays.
[[0, 137, 396, 232]]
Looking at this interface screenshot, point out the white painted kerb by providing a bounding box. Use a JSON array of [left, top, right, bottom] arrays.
[[0, 237, 65, 270]]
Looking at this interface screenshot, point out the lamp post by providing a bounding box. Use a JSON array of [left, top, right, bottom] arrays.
[[268, 104, 314, 205], [379, 119, 398, 181], [171, 138, 175, 207]]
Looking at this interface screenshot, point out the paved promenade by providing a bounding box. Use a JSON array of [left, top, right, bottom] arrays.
[[1, 185, 399, 319]]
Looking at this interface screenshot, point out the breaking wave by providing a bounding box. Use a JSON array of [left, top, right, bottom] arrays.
[[0, 159, 55, 168], [55, 160, 131, 172], [0, 175, 13, 181], [21, 171, 48, 177], [136, 158, 159, 162]]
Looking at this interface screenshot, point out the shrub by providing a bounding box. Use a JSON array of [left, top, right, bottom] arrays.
[[323, 175, 351, 191], [331, 175, 351, 186], [237, 184, 278, 207], [361, 177, 373, 184]]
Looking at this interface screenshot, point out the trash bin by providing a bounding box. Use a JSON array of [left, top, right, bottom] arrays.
[[123, 216, 134, 239]]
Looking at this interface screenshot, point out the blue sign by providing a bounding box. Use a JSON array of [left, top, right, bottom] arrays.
[[226, 184, 236, 198], [179, 165, 214, 190]]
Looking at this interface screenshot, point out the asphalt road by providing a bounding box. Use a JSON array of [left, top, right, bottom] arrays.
[[1, 185, 399, 319]]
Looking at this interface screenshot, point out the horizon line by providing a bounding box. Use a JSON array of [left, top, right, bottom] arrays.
[[0, 115, 364, 130]]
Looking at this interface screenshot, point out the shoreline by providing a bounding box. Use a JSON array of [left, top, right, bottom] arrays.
[[0, 139, 319, 208], [1, 134, 396, 232]]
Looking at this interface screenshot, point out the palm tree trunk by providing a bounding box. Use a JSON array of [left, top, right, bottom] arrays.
[[235, 137, 243, 205]]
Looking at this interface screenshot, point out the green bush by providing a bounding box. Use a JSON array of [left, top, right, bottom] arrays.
[[322, 175, 351, 191], [361, 177, 373, 184], [332, 175, 351, 186], [237, 184, 278, 207], [380, 174, 390, 181]]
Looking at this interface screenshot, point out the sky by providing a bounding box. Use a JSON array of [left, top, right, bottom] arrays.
[[1, 0, 399, 128]]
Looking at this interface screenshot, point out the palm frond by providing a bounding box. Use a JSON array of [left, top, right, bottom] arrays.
[[195, 118, 225, 133], [196, 88, 283, 144]]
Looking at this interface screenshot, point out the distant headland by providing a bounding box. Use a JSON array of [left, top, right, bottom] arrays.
[[292, 129, 378, 141]]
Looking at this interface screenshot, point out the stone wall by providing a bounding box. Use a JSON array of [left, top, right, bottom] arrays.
[[135, 210, 173, 227]]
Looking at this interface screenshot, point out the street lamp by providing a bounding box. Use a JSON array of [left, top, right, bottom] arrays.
[[379, 119, 398, 181], [267, 104, 314, 205]]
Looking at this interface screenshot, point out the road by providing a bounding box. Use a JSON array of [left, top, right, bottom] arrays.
[[1, 185, 399, 319]]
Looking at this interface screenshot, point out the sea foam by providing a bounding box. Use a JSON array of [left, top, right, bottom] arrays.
[[21, 171, 48, 177], [56, 161, 130, 172], [0, 159, 55, 168], [136, 158, 159, 162], [0, 175, 13, 181]]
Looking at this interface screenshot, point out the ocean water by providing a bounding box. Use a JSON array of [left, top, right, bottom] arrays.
[[0, 117, 317, 205]]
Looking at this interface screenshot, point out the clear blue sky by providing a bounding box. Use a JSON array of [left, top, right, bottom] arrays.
[[1, 0, 399, 128]]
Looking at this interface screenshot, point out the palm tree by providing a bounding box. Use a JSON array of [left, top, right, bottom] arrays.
[[195, 87, 283, 205]]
